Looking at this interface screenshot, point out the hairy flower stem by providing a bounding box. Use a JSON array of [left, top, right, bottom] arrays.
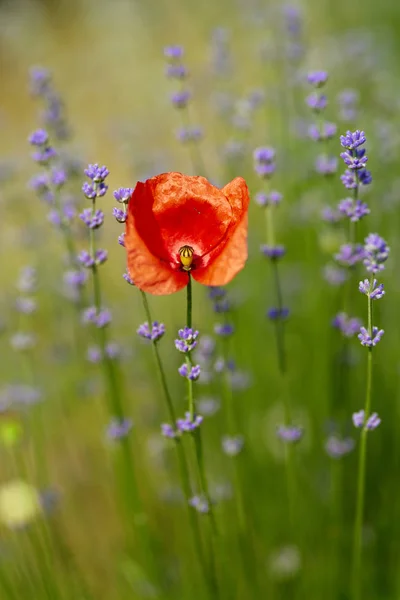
[[352, 275, 373, 600], [140, 291, 216, 596]]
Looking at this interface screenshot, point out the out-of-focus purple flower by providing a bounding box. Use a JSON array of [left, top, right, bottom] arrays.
[[95, 249, 108, 265], [32, 146, 57, 165], [325, 435, 355, 458], [78, 251, 95, 268], [323, 264, 348, 286], [332, 312, 362, 338], [10, 333, 36, 351], [51, 168, 67, 188], [161, 423, 178, 439], [321, 206, 342, 223], [306, 92, 327, 112], [137, 321, 165, 342], [178, 363, 201, 380], [308, 122, 337, 141], [359, 279, 385, 299], [197, 396, 220, 416], [79, 208, 104, 229], [261, 244, 286, 260], [123, 271, 135, 286], [106, 417, 133, 440], [165, 64, 188, 79], [315, 155, 338, 175], [208, 286, 226, 300], [82, 306, 97, 324], [64, 270, 86, 289], [47, 209, 62, 227], [363, 233, 390, 273], [84, 164, 109, 183], [338, 198, 370, 222], [0, 384, 42, 409], [164, 45, 184, 60], [255, 190, 283, 207], [28, 129, 49, 146], [175, 327, 199, 353], [340, 130, 366, 150], [96, 309, 112, 328], [352, 409, 381, 430], [118, 233, 125, 247], [189, 494, 209, 514], [87, 345, 102, 363], [214, 323, 234, 337], [113, 188, 133, 203], [335, 243, 365, 266], [176, 412, 203, 432], [267, 308, 290, 320], [176, 126, 203, 143], [366, 412, 381, 430], [105, 342, 121, 360], [212, 299, 231, 313], [222, 435, 244, 456], [277, 425, 303, 443], [17, 267, 37, 294], [171, 90, 191, 108], [15, 297, 37, 314], [307, 71, 328, 87], [358, 326, 384, 347], [29, 66, 51, 96], [254, 147, 275, 163]]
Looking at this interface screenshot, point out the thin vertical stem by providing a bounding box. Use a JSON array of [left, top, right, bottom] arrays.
[[352, 276, 373, 600]]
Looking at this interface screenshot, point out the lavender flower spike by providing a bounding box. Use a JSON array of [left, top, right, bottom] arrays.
[[175, 327, 199, 353], [137, 321, 165, 342], [178, 364, 201, 381], [358, 326, 384, 347], [363, 233, 390, 273], [358, 279, 385, 300]]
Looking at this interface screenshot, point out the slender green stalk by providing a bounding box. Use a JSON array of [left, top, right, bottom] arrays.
[[352, 275, 374, 600], [139, 290, 216, 595]]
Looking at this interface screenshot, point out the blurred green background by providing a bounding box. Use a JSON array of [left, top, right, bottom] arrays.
[[1, 0, 400, 599]]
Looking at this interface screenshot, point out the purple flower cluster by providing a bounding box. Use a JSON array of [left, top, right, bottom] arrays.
[[137, 321, 165, 342], [222, 435, 244, 456], [214, 323, 234, 337], [332, 312, 362, 338], [161, 412, 203, 438], [178, 363, 201, 381], [363, 233, 390, 273], [79, 208, 104, 229], [338, 197, 369, 222], [352, 410, 381, 430], [325, 435, 355, 458], [340, 130, 372, 190], [255, 190, 283, 207], [358, 326, 384, 347], [164, 45, 191, 111], [189, 494, 209, 514], [175, 327, 199, 353], [78, 249, 108, 268], [87, 343, 120, 363], [82, 164, 109, 199], [253, 146, 276, 179], [29, 66, 70, 140], [106, 417, 133, 440], [277, 425, 303, 443], [28, 128, 57, 165], [261, 244, 286, 260], [82, 307, 112, 328]]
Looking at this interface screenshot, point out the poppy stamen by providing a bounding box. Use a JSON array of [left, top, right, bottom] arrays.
[[179, 245, 194, 271]]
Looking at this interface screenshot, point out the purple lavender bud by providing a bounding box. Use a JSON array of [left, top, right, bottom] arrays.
[[308, 122, 337, 142], [118, 233, 125, 247], [255, 163, 276, 179], [79, 208, 104, 229], [352, 410, 365, 428], [137, 321, 165, 342], [358, 169, 372, 186], [315, 155, 338, 175], [106, 417, 133, 440], [363, 233, 390, 273], [175, 327, 199, 353], [260, 244, 286, 259], [161, 423, 178, 439], [28, 129, 49, 146], [321, 206, 342, 223], [96, 309, 112, 328], [335, 243, 365, 267], [222, 435, 244, 456], [323, 265, 348, 286], [112, 207, 127, 223], [176, 126, 203, 143], [95, 249, 108, 265], [338, 198, 370, 222], [10, 332, 36, 351], [197, 396, 220, 416], [358, 326, 384, 347], [164, 45, 184, 60], [82, 182, 97, 199], [267, 308, 290, 320], [366, 412, 381, 430], [306, 92, 327, 112], [189, 495, 209, 514], [253, 147, 275, 163], [176, 412, 203, 433], [105, 342, 120, 360], [78, 251, 95, 269], [15, 297, 37, 314], [340, 151, 368, 170], [47, 210, 62, 227], [214, 323, 234, 337], [171, 90, 191, 109], [64, 270, 87, 288], [332, 312, 362, 338], [29, 173, 49, 194], [208, 286, 226, 300], [87, 345, 102, 363], [51, 168, 67, 188], [213, 299, 231, 313], [340, 130, 366, 150], [32, 147, 57, 164], [165, 64, 188, 79], [84, 164, 109, 183], [113, 188, 133, 203], [325, 435, 355, 458], [341, 170, 357, 189], [29, 66, 51, 95], [359, 279, 385, 300], [178, 363, 201, 380], [82, 306, 97, 325], [123, 271, 135, 285], [307, 71, 328, 87], [277, 425, 303, 443]]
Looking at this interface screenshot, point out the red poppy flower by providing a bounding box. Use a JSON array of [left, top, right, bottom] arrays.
[[125, 172, 250, 295]]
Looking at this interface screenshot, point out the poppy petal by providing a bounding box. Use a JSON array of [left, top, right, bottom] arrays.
[[192, 177, 250, 286], [125, 210, 188, 295]]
